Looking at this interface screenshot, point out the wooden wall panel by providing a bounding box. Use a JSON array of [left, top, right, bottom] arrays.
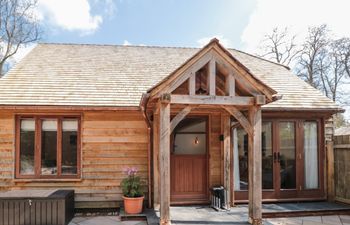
[[0, 112, 15, 187], [0, 110, 149, 208], [209, 113, 221, 187]]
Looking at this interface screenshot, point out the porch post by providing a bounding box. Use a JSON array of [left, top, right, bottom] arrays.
[[223, 114, 231, 208], [248, 106, 262, 225], [159, 94, 171, 225], [153, 109, 160, 209]]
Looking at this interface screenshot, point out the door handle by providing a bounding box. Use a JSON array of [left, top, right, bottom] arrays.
[[273, 152, 277, 163], [277, 152, 281, 163]]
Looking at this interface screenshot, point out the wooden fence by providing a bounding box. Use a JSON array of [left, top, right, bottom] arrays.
[[334, 134, 350, 204]]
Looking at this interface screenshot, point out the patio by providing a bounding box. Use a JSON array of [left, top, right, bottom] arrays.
[[67, 211, 350, 225], [67, 202, 350, 225]]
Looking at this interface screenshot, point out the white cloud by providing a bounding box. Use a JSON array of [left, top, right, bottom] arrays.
[[123, 40, 131, 46], [38, 0, 103, 35], [242, 0, 350, 53], [197, 35, 233, 48]]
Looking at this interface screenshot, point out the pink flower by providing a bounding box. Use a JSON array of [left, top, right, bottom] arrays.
[[124, 167, 138, 176]]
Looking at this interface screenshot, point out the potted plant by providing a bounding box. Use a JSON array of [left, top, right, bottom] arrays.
[[121, 167, 144, 214]]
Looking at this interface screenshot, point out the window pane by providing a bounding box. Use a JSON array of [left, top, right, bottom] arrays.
[[172, 118, 207, 155], [304, 122, 319, 189], [62, 120, 78, 174], [279, 122, 296, 189], [262, 122, 273, 189], [20, 119, 35, 175], [173, 134, 206, 155], [41, 119, 57, 175], [175, 118, 206, 133], [234, 122, 273, 191], [235, 128, 248, 190]]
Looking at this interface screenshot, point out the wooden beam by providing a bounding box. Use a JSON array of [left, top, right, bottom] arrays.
[[248, 106, 262, 225], [222, 106, 252, 136], [164, 51, 214, 95], [226, 72, 235, 96], [326, 140, 335, 201], [189, 72, 196, 96], [170, 105, 193, 132], [212, 53, 259, 96], [255, 95, 266, 105], [153, 109, 160, 210], [159, 100, 171, 225], [222, 114, 231, 208], [171, 95, 254, 106], [209, 59, 216, 95]]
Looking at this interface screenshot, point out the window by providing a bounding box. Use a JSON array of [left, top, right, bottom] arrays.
[[16, 116, 80, 178], [172, 117, 207, 155]]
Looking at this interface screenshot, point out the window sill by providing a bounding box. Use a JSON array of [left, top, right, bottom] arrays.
[[14, 178, 82, 183]]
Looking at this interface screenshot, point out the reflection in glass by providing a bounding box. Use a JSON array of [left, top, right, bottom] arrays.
[[20, 119, 35, 175], [62, 120, 78, 174], [234, 122, 273, 190], [235, 128, 248, 190], [304, 122, 319, 189], [262, 122, 273, 189], [41, 119, 57, 175], [279, 122, 296, 189]]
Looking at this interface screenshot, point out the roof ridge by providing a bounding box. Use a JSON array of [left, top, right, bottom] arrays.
[[38, 42, 200, 50], [38, 42, 291, 70]]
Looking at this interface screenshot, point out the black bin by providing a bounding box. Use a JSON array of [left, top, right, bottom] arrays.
[[211, 186, 227, 210]]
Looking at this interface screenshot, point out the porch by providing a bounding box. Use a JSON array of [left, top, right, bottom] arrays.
[[146, 39, 278, 225]]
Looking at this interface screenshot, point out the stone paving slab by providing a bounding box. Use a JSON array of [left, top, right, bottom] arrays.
[[68, 206, 350, 225], [68, 216, 147, 225]]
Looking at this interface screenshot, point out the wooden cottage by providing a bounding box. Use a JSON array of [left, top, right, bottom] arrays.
[[0, 39, 343, 224]]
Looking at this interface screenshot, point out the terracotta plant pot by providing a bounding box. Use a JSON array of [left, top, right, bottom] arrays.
[[123, 196, 144, 214]]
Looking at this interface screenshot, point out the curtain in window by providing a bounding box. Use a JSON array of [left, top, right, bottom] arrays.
[[233, 128, 241, 191], [304, 122, 319, 189]]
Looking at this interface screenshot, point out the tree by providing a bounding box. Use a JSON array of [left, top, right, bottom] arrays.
[[0, 0, 41, 76], [322, 39, 349, 102], [296, 24, 330, 88], [259, 27, 301, 66], [334, 113, 349, 128]]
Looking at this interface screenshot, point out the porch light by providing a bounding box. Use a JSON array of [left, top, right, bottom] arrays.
[[194, 136, 199, 145]]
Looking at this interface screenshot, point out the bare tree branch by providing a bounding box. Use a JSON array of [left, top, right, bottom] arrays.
[[0, 0, 41, 76], [259, 27, 301, 66]]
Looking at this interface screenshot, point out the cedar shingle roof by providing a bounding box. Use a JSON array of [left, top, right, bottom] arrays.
[[0, 43, 343, 111]]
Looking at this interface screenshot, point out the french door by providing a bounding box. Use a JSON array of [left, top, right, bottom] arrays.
[[234, 119, 324, 201]]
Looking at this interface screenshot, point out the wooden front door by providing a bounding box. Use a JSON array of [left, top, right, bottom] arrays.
[[170, 117, 208, 204]]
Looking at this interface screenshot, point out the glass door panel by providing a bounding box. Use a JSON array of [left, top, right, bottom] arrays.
[[278, 122, 296, 189], [262, 122, 273, 189], [303, 121, 319, 189]]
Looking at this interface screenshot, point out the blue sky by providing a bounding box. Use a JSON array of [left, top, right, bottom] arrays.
[[40, 0, 256, 49]]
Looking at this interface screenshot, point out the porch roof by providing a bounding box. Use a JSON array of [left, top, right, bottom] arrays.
[[0, 41, 343, 112]]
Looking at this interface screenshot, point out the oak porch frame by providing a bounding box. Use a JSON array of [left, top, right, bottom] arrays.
[[155, 93, 263, 225], [148, 39, 276, 225]]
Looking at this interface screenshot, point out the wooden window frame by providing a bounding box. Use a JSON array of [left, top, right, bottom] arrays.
[[15, 115, 81, 179]]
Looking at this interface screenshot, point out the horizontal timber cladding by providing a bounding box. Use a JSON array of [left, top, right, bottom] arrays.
[[0, 110, 149, 208]]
